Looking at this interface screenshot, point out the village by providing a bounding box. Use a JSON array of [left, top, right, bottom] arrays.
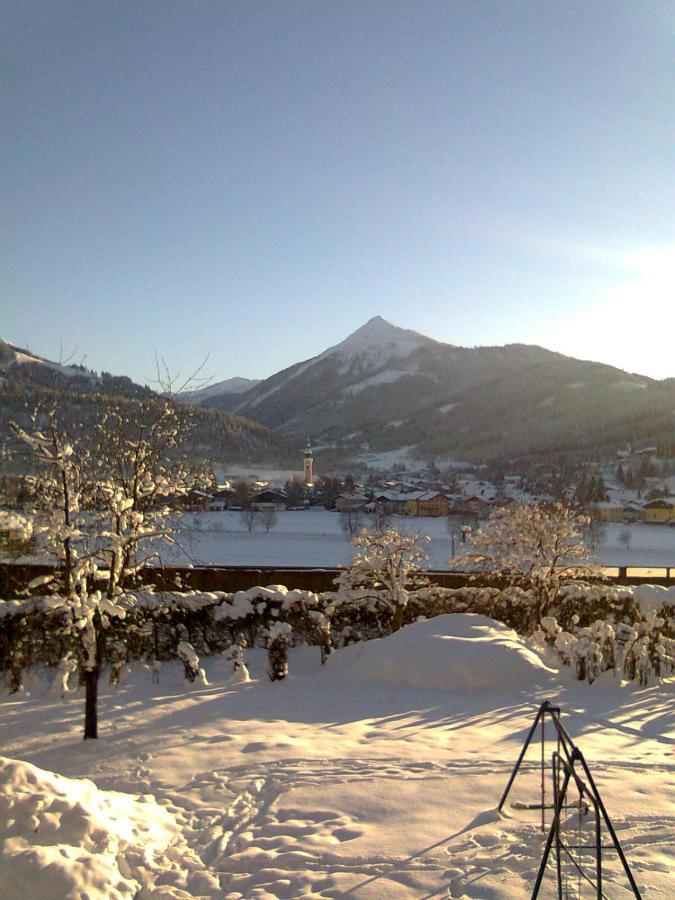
[[173, 441, 675, 527]]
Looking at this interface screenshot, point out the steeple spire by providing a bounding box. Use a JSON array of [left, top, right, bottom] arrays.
[[303, 438, 313, 484]]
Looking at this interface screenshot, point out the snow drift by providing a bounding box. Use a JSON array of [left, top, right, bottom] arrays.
[[326, 614, 557, 693], [0, 756, 180, 899]]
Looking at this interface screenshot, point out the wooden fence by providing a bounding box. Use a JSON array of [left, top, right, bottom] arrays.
[[1, 563, 673, 599]]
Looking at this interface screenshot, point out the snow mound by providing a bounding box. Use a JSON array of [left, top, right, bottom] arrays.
[[0, 757, 180, 899], [327, 614, 557, 693]]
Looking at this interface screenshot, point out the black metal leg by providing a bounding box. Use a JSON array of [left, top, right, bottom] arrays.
[[532, 765, 572, 898], [498, 702, 547, 812], [577, 753, 642, 898]]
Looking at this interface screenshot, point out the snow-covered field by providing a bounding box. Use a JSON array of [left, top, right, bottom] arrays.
[[162, 509, 674, 569], [2, 615, 673, 898]]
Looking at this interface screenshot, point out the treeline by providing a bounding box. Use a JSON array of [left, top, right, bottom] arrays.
[[0, 373, 289, 471]]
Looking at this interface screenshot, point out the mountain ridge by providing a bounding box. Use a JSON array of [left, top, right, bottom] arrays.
[[193, 318, 674, 462], [3, 325, 672, 466], [0, 339, 289, 467]]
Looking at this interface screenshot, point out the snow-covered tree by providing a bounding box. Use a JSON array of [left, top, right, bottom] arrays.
[[225, 638, 250, 683], [11, 407, 109, 737], [621, 609, 672, 686], [339, 527, 430, 632], [9, 395, 206, 738], [90, 397, 205, 592], [455, 502, 598, 628], [176, 634, 207, 684], [266, 621, 292, 681]]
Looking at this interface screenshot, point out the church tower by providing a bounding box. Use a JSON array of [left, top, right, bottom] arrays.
[[303, 439, 313, 486]]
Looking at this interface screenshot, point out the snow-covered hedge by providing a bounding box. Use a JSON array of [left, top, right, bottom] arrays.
[[1, 582, 673, 690]]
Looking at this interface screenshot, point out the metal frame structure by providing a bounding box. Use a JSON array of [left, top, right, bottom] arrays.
[[498, 701, 642, 898]]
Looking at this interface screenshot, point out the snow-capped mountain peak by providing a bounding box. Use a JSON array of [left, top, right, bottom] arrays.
[[316, 315, 438, 371]]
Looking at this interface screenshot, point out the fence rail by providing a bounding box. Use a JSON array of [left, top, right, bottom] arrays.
[[1, 562, 673, 598]]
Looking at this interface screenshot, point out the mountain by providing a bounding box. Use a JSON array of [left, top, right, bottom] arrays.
[[183, 376, 261, 406], [0, 340, 289, 468], [195, 317, 675, 463]]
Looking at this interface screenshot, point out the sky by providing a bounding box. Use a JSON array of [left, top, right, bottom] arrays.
[[2, 1, 674, 383]]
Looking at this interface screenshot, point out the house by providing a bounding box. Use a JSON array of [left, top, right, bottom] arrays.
[[642, 499, 674, 524], [160, 489, 210, 511], [372, 491, 408, 515], [622, 500, 644, 523], [185, 489, 211, 511], [451, 495, 493, 518], [208, 487, 234, 511], [335, 492, 368, 512], [412, 491, 450, 517], [591, 501, 625, 523], [253, 489, 287, 510], [403, 492, 424, 516]]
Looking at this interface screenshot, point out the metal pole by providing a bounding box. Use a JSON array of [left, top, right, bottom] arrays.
[[541, 710, 546, 832], [553, 753, 563, 900], [498, 702, 546, 812], [532, 762, 572, 898], [594, 793, 602, 899], [576, 753, 642, 898]]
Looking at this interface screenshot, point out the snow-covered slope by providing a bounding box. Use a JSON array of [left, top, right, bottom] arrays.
[[2, 614, 673, 898], [0, 339, 94, 380], [326, 614, 556, 692], [183, 376, 261, 405]]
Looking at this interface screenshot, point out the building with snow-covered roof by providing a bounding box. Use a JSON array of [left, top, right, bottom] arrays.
[[418, 491, 451, 517], [373, 492, 409, 515], [642, 499, 674, 524], [335, 492, 368, 512], [253, 489, 287, 510], [451, 495, 493, 518]]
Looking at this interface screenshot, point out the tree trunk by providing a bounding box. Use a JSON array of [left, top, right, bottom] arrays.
[[83, 615, 106, 740], [83, 667, 99, 739], [392, 603, 404, 632]]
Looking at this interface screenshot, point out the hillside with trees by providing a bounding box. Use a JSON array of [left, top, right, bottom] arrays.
[[0, 341, 290, 470]]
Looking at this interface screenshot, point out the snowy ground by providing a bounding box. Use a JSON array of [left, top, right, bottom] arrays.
[[2, 615, 673, 898], [162, 509, 674, 570]]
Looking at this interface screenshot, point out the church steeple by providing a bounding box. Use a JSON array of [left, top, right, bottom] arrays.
[[303, 438, 313, 485]]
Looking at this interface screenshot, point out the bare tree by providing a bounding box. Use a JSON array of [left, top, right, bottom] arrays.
[[285, 475, 305, 508], [617, 527, 632, 552], [234, 476, 254, 510], [370, 503, 392, 533], [340, 506, 364, 537], [260, 506, 278, 534], [240, 505, 260, 533]]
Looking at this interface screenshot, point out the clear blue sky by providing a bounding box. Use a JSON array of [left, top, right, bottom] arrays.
[[3, 1, 673, 382]]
